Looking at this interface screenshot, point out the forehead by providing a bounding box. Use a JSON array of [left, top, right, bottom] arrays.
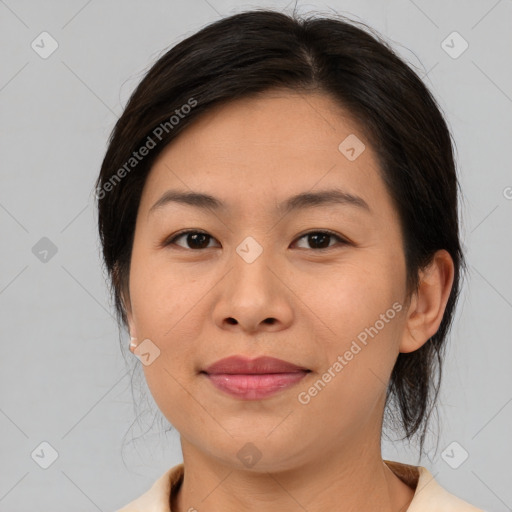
[[166, 89, 365, 155], [139, 90, 385, 216]]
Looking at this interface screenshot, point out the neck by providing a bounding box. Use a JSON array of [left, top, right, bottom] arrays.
[[172, 436, 414, 512]]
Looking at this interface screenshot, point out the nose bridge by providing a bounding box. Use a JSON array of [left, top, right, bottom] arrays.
[[230, 234, 276, 295], [235, 234, 267, 267], [213, 233, 293, 332]]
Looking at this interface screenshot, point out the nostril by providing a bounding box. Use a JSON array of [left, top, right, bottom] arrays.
[[226, 318, 237, 325]]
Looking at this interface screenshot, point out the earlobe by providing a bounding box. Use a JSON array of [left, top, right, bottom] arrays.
[[400, 250, 455, 354]]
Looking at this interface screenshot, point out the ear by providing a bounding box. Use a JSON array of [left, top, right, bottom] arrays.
[[125, 301, 136, 339], [400, 249, 455, 353], [113, 261, 137, 345], [120, 286, 137, 351]]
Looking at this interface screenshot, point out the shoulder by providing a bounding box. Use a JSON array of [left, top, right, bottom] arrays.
[[384, 460, 485, 511], [411, 466, 485, 511], [115, 463, 184, 512]]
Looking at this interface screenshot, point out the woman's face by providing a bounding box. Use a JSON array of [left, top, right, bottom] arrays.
[[126, 90, 413, 471]]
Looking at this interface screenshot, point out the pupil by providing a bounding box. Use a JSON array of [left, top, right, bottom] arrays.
[[189, 233, 209, 249], [310, 233, 329, 249]]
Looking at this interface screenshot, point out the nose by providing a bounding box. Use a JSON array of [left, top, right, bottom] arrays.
[[212, 246, 294, 335]]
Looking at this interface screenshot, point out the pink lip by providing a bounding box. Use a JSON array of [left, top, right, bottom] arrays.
[[202, 356, 310, 400], [204, 355, 309, 374]]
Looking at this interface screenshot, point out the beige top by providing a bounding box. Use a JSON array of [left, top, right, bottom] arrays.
[[116, 459, 485, 511]]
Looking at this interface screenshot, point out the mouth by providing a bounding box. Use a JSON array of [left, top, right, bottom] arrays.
[[201, 355, 311, 400]]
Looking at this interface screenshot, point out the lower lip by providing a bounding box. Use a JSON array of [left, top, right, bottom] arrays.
[[204, 372, 309, 400]]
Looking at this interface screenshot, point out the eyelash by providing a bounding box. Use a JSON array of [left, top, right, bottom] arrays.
[[162, 229, 350, 251]]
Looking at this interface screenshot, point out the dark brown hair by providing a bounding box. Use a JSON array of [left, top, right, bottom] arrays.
[[95, 8, 464, 456]]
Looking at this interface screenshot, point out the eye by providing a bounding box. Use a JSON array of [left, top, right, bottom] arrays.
[[164, 230, 219, 250], [293, 230, 349, 250], [163, 229, 349, 251]]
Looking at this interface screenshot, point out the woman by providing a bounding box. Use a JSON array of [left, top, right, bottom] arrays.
[[96, 8, 483, 511]]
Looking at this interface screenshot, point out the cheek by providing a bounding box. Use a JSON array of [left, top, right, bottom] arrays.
[[142, 362, 205, 444], [128, 248, 203, 389], [294, 292, 404, 443], [129, 243, 201, 336], [299, 254, 405, 400], [302, 254, 404, 343]]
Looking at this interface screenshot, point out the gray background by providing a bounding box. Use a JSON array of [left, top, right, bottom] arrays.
[[1, 0, 511, 510]]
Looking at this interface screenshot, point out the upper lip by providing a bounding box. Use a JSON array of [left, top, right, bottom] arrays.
[[203, 356, 310, 375]]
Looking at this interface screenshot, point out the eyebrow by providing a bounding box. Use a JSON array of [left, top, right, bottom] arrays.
[[148, 188, 371, 216]]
